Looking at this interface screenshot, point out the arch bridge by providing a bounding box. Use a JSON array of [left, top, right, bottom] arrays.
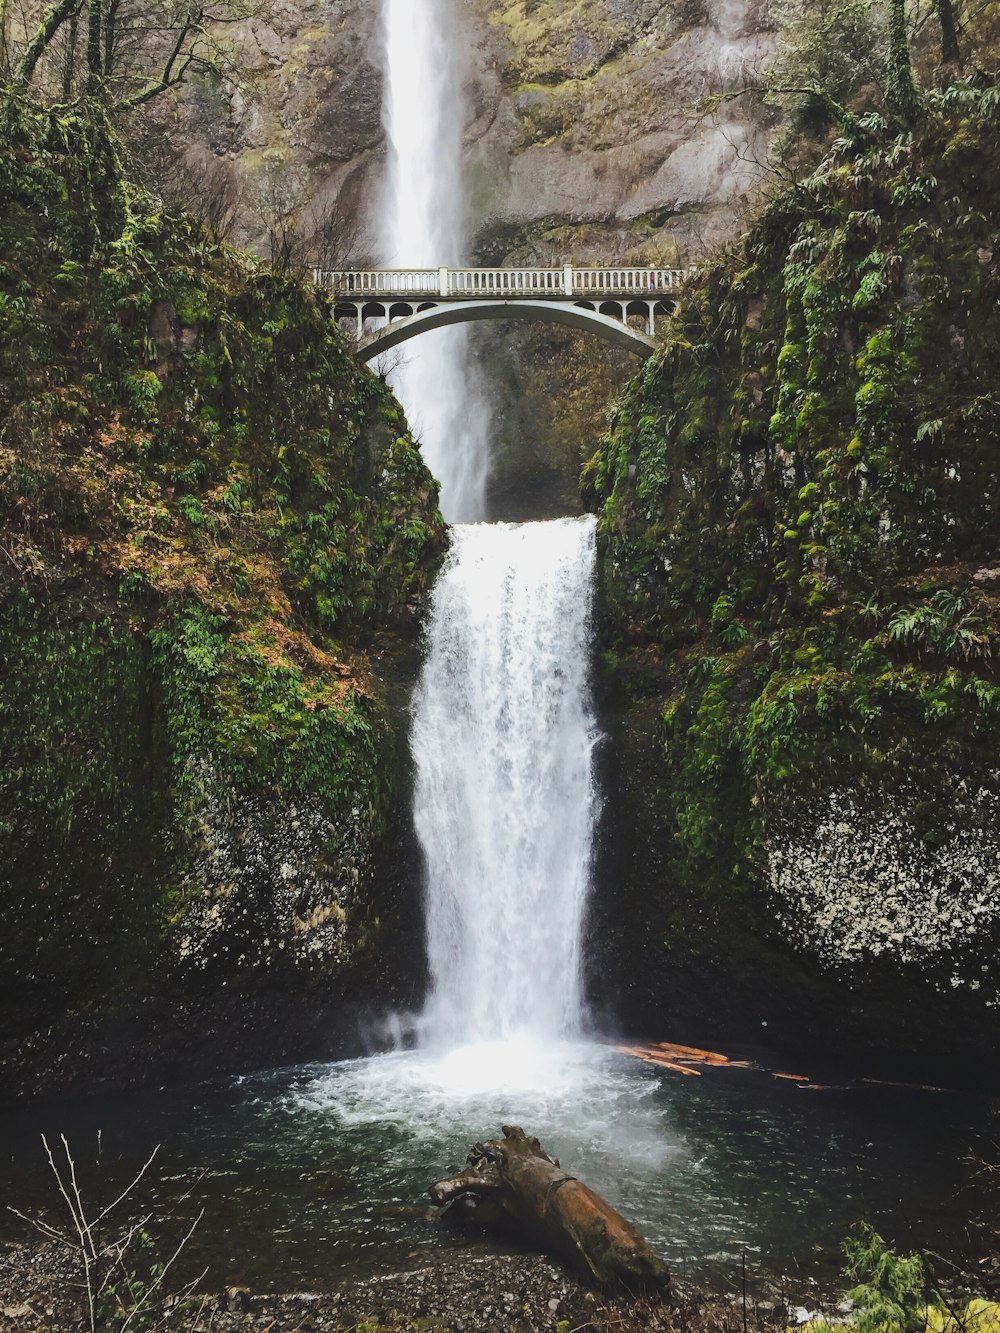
[[313, 267, 689, 362]]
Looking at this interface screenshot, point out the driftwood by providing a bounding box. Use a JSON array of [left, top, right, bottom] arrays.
[[428, 1125, 670, 1291], [618, 1040, 755, 1077]]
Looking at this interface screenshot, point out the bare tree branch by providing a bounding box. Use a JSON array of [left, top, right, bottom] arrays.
[[116, 13, 199, 109], [11, 0, 265, 110], [11, 1135, 204, 1333], [701, 80, 854, 129], [14, 0, 82, 85]]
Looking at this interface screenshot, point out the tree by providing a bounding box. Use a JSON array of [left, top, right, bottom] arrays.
[[134, 135, 242, 239], [767, 0, 975, 136], [886, 0, 922, 120], [771, 0, 887, 118], [249, 155, 373, 277], [9, 0, 261, 110], [934, 0, 962, 64], [763, 0, 948, 136]]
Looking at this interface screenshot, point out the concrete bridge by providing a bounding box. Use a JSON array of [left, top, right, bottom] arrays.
[[314, 267, 689, 361]]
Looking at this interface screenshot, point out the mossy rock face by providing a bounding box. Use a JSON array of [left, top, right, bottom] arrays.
[[0, 97, 445, 1099], [0, 595, 163, 1003], [585, 92, 1000, 1081]]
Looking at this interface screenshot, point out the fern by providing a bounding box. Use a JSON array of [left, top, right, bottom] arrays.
[[843, 1223, 925, 1333], [886, 589, 991, 662]]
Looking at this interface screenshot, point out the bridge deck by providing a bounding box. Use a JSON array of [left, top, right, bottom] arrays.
[[314, 266, 687, 299]]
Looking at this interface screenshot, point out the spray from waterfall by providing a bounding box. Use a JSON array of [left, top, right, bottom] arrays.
[[411, 518, 600, 1047], [380, 0, 490, 522]]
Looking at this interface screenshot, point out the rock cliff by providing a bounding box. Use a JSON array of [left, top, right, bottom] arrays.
[[148, 0, 775, 260], [0, 97, 444, 1100], [583, 86, 1000, 1083]]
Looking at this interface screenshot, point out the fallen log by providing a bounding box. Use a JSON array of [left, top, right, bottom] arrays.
[[428, 1125, 670, 1292]]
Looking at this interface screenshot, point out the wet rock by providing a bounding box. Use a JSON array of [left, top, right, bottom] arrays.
[[224, 1285, 251, 1313]]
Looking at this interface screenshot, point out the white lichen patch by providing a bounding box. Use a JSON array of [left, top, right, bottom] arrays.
[[767, 781, 1000, 976]]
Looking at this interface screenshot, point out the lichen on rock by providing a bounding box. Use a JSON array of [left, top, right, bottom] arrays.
[[767, 782, 1000, 973]]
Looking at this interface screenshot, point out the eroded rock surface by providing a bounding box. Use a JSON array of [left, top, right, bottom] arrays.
[[145, 0, 777, 263]]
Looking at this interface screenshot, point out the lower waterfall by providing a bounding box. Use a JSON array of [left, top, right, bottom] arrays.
[[271, 509, 972, 1291], [411, 517, 599, 1049]]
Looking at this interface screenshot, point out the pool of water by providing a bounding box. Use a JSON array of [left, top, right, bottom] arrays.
[[1, 1040, 995, 1296]]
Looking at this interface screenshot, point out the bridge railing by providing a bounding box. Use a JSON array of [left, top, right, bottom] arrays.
[[448, 267, 564, 294], [315, 266, 689, 298], [574, 267, 686, 294], [314, 268, 440, 296]]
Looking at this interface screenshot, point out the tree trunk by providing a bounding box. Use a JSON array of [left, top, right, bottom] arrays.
[[886, 0, 921, 124], [14, 0, 82, 86], [85, 0, 102, 85], [429, 1125, 670, 1291], [1, 0, 11, 78], [103, 0, 115, 78], [936, 0, 961, 66], [61, 9, 78, 98]]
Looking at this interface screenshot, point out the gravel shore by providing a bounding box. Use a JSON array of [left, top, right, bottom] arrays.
[[0, 1239, 776, 1332]]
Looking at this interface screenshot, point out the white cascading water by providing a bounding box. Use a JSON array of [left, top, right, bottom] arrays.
[[411, 518, 600, 1049], [380, 0, 490, 522], [295, 513, 662, 1180], [296, 0, 669, 1183]]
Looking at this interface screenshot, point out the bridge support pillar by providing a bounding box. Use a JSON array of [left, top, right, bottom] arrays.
[[647, 302, 655, 336]]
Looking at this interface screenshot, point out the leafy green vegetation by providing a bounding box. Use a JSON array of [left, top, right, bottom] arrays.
[[843, 1224, 926, 1333], [587, 79, 1000, 811], [798, 1223, 1000, 1333]]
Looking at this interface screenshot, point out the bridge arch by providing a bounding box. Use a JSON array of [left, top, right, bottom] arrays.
[[349, 298, 658, 363]]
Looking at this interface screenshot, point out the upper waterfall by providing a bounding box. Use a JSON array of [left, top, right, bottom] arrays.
[[411, 517, 600, 1048], [380, 0, 490, 522]]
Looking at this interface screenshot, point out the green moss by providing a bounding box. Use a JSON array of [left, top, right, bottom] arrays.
[[0, 94, 446, 1042], [0, 590, 163, 998]]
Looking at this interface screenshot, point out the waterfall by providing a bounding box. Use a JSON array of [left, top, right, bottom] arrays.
[[411, 517, 600, 1048], [380, 0, 600, 1057], [380, 0, 490, 522]]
